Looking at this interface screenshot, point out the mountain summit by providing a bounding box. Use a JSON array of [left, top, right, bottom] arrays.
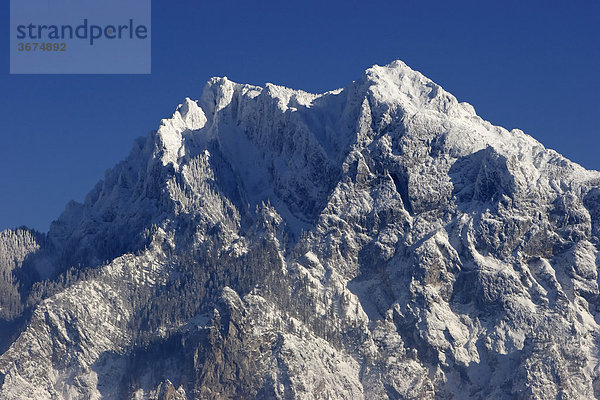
[[1, 60, 599, 399]]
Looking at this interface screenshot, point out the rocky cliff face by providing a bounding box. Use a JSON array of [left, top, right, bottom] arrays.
[[1, 60, 599, 399]]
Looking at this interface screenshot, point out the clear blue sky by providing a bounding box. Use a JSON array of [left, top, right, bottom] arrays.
[[1, 0, 599, 232]]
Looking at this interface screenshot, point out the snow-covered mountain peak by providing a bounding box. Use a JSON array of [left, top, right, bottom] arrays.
[[156, 97, 207, 168], [176, 97, 206, 130], [2, 59, 599, 399], [362, 60, 476, 119], [199, 77, 262, 119]]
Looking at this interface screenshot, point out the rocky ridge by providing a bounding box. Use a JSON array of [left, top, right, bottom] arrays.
[[0, 60, 599, 399]]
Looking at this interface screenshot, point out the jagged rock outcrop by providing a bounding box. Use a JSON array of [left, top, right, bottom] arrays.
[[1, 60, 599, 399]]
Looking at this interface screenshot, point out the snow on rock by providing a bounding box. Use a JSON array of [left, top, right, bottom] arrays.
[[1, 59, 599, 399]]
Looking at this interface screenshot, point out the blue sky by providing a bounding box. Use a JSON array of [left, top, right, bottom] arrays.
[[1, 0, 598, 232]]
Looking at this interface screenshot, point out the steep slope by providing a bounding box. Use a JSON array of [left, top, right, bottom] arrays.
[[1, 60, 599, 399]]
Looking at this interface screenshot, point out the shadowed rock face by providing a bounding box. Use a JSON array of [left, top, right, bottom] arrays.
[[1, 60, 599, 399]]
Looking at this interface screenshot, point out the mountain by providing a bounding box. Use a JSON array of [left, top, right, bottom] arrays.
[[1, 60, 599, 399]]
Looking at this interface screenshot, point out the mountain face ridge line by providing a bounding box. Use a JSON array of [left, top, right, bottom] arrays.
[[0, 59, 599, 399]]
